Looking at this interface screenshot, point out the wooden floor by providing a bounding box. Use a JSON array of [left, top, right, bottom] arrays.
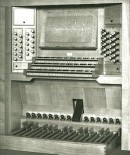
[[0, 150, 51, 155], [112, 147, 130, 155]]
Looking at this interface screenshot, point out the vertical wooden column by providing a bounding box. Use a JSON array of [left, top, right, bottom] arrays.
[[0, 7, 5, 134], [122, 0, 130, 151], [5, 7, 12, 134]]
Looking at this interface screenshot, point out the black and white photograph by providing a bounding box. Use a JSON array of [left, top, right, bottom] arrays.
[[0, 0, 130, 155]]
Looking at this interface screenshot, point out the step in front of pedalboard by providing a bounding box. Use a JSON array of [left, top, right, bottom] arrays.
[[0, 121, 121, 155], [0, 134, 120, 155]]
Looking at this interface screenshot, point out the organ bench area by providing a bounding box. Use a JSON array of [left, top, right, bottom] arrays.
[[0, 0, 130, 155]]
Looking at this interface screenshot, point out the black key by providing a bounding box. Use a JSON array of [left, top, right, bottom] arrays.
[[83, 127, 88, 134], [53, 126, 72, 140], [33, 124, 49, 138], [99, 132, 113, 143], [77, 133, 90, 142], [68, 126, 73, 132], [95, 135, 105, 143], [11, 128, 26, 135], [71, 133, 84, 141], [22, 127, 41, 137], [44, 129, 61, 139], [67, 127, 84, 141], [103, 128, 110, 135], [28, 127, 43, 137], [20, 123, 39, 137], [105, 132, 118, 144], [24, 121, 34, 129], [82, 132, 97, 142], [55, 132, 69, 140], [33, 129, 48, 138], [62, 126, 69, 132], [39, 125, 56, 138], [60, 131, 76, 140], [78, 127, 84, 133], [88, 128, 94, 134], [66, 132, 78, 141], [16, 128, 31, 136], [52, 125, 58, 131], [39, 130, 53, 138], [88, 134, 99, 143], [47, 125, 54, 131], [98, 128, 104, 135], [49, 129, 63, 139]]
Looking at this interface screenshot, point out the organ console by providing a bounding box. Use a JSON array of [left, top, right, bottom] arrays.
[[0, 0, 130, 155]]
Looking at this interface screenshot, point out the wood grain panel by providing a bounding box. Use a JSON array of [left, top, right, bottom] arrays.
[[106, 87, 121, 109], [0, 123, 5, 134], [19, 80, 122, 119], [19, 84, 28, 106], [11, 82, 22, 132], [25, 83, 52, 105], [105, 4, 122, 25], [0, 135, 106, 155], [23, 105, 73, 114], [106, 136, 121, 155], [0, 7, 5, 134], [25, 85, 41, 105], [84, 88, 106, 108], [0, 81, 5, 122], [54, 86, 66, 106], [5, 7, 13, 134], [51, 85, 85, 107], [122, 0, 130, 151], [0, 7, 5, 81]]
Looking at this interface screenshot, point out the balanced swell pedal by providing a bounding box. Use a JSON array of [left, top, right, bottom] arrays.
[[72, 99, 84, 122]]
